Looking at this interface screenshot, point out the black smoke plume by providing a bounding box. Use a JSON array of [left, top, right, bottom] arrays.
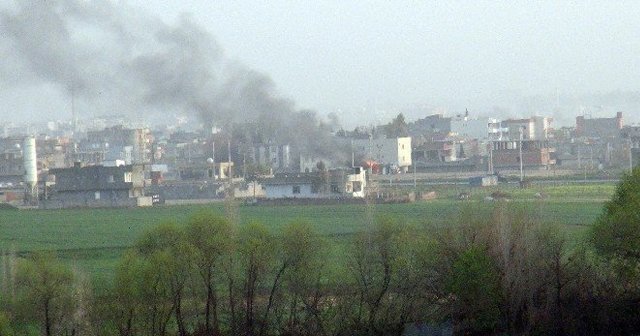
[[0, 0, 346, 162]]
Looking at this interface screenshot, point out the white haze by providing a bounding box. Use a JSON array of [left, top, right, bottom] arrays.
[[1, 0, 640, 128]]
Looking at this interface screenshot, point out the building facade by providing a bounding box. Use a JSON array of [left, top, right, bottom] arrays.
[[352, 137, 412, 172], [450, 117, 504, 140], [576, 112, 623, 139], [261, 167, 367, 199], [501, 116, 552, 141], [83, 125, 151, 164], [249, 144, 291, 171], [44, 164, 150, 208], [491, 139, 555, 169]]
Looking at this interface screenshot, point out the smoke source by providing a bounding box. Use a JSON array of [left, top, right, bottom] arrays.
[[0, 0, 345, 160]]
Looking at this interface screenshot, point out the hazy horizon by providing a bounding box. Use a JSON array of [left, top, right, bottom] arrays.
[[1, 0, 639, 129]]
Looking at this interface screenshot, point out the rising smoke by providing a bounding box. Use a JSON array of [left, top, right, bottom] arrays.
[[0, 0, 346, 160]]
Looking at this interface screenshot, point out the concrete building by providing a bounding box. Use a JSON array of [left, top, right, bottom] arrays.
[[450, 116, 505, 140], [345, 166, 367, 198], [352, 137, 412, 172], [298, 153, 344, 174], [622, 125, 640, 147], [408, 114, 451, 138], [261, 173, 322, 199], [491, 139, 555, 169], [261, 167, 367, 199], [0, 152, 23, 186], [501, 116, 552, 141], [414, 140, 458, 163], [250, 144, 291, 171], [622, 126, 640, 168], [176, 161, 234, 181], [575, 112, 623, 139], [44, 164, 150, 208], [0, 137, 38, 185], [84, 125, 152, 164]]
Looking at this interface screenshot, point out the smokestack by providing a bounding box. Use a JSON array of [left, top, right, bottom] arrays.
[[23, 136, 38, 204]]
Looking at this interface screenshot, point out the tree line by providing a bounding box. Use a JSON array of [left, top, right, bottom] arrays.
[[2, 167, 640, 335]]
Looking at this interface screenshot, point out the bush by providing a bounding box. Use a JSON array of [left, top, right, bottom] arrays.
[[591, 167, 640, 265]]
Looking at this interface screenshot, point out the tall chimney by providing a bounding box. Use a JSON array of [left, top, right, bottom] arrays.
[[23, 136, 38, 204]]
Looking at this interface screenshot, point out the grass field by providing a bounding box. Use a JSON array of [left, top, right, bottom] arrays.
[[0, 184, 611, 289]]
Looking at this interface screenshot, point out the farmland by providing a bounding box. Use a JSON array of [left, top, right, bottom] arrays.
[[0, 183, 613, 288]]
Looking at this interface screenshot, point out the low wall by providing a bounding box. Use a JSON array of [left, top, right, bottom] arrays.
[[146, 183, 223, 200], [254, 197, 367, 206], [40, 197, 138, 209]]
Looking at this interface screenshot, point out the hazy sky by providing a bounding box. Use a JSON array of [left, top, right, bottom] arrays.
[[2, 1, 639, 127]]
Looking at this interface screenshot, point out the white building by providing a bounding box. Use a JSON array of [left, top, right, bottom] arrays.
[[252, 144, 291, 171], [261, 167, 367, 199], [352, 137, 412, 172], [450, 116, 505, 140], [345, 166, 367, 198], [532, 116, 553, 141], [502, 116, 552, 141]]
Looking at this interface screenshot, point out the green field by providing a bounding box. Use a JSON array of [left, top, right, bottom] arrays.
[[0, 184, 610, 289]]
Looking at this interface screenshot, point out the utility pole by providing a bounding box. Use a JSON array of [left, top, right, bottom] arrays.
[[519, 126, 525, 183], [227, 140, 232, 180], [413, 160, 417, 189], [578, 149, 581, 169], [488, 141, 494, 175], [212, 140, 215, 180], [630, 139, 634, 173], [351, 139, 355, 167]]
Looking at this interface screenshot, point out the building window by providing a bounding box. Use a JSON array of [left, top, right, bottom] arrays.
[[94, 191, 101, 200], [353, 181, 362, 192], [292, 185, 301, 194], [124, 172, 132, 183]]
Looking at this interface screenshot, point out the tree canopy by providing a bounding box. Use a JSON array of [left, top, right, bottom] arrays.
[[384, 113, 409, 138], [591, 167, 640, 262]]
